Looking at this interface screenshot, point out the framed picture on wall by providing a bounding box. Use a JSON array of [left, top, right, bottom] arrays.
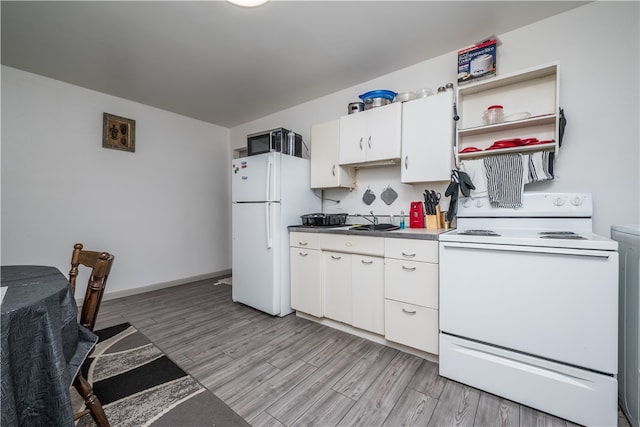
[[102, 113, 135, 152]]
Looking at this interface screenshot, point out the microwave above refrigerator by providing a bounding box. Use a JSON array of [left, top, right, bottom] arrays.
[[247, 128, 302, 157]]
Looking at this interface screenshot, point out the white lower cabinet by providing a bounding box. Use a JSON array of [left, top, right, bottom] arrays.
[[323, 251, 352, 324], [290, 231, 439, 355], [385, 300, 439, 354], [384, 238, 440, 354], [352, 255, 384, 335], [289, 232, 322, 318]]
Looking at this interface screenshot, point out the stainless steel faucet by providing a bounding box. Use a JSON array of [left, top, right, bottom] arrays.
[[356, 211, 379, 225]]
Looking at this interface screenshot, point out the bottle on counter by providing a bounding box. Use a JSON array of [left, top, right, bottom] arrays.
[[287, 130, 295, 156], [400, 211, 405, 229]]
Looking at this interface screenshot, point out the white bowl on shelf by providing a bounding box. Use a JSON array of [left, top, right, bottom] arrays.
[[394, 91, 417, 103]]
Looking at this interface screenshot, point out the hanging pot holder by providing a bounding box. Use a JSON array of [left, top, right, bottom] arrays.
[[362, 188, 376, 205], [381, 185, 398, 205]]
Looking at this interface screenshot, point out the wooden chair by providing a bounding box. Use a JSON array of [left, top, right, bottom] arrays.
[[69, 243, 115, 427]]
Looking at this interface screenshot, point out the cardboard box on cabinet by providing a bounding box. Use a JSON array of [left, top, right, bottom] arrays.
[[458, 39, 497, 85]]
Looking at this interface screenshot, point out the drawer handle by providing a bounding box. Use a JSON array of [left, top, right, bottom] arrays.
[[298, 241, 308, 246], [331, 255, 342, 260], [402, 308, 417, 315], [402, 265, 416, 272], [361, 259, 373, 265], [298, 252, 308, 257], [401, 252, 416, 258]]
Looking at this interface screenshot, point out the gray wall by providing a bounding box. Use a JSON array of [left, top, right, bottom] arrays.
[[1, 67, 232, 298]]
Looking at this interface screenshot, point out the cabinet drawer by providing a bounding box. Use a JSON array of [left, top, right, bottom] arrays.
[[319, 234, 384, 256], [385, 300, 439, 354], [384, 259, 438, 308], [384, 238, 438, 263], [290, 232, 320, 249]]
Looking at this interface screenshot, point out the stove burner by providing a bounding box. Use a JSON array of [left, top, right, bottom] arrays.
[[539, 231, 578, 235], [539, 231, 587, 240], [540, 234, 587, 240], [458, 229, 501, 236]]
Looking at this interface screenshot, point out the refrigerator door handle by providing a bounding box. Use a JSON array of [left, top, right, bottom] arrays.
[[266, 156, 274, 201], [265, 203, 273, 249]]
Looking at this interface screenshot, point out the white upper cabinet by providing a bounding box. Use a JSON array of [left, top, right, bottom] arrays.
[[310, 119, 356, 189], [401, 91, 455, 183], [339, 102, 402, 166]]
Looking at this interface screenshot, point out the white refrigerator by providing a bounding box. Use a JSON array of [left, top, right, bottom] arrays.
[[231, 152, 320, 316]]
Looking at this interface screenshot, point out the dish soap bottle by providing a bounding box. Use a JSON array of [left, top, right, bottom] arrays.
[[400, 211, 405, 229]]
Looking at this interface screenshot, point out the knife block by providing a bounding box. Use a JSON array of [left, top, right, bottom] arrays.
[[426, 215, 439, 229]]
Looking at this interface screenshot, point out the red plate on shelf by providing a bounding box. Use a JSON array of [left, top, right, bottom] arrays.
[[492, 138, 523, 145], [487, 141, 520, 150], [459, 147, 482, 153]]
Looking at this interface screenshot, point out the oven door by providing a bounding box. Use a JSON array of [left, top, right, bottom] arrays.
[[439, 241, 618, 374]]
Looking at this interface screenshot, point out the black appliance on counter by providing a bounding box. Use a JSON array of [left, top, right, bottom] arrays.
[[247, 128, 302, 157], [300, 213, 347, 227]]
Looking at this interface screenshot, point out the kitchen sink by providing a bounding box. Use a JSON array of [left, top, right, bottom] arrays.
[[349, 223, 400, 232]]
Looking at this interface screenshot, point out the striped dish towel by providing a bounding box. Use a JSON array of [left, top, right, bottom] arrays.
[[483, 154, 525, 208], [527, 151, 554, 183]]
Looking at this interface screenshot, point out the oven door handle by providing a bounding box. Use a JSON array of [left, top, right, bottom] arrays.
[[440, 242, 613, 259]]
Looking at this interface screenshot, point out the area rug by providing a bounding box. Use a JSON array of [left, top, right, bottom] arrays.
[[75, 323, 249, 427]]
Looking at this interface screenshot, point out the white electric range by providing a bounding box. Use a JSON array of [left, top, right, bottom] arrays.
[[439, 192, 619, 427]]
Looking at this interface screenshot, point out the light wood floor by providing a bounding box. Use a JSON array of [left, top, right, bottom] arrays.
[[95, 277, 630, 427]]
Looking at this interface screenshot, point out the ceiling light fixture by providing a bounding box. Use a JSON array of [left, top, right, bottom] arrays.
[[228, 0, 269, 7]]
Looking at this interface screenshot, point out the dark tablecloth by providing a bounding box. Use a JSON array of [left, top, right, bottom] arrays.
[[1, 265, 98, 427]]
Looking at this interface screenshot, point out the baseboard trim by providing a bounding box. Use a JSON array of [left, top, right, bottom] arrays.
[[296, 311, 439, 364], [82, 269, 232, 304]]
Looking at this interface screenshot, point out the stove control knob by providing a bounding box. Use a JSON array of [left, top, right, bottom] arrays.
[[462, 198, 471, 208], [475, 199, 484, 208], [553, 197, 565, 206], [571, 196, 583, 206]]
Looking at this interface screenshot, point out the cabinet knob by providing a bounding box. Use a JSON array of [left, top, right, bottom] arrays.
[[404, 156, 408, 169], [361, 259, 374, 265], [367, 136, 372, 149], [332, 165, 336, 176], [402, 308, 417, 315], [401, 252, 416, 258], [331, 255, 342, 260], [298, 252, 309, 257], [359, 137, 363, 151], [402, 265, 417, 272], [298, 241, 308, 246]]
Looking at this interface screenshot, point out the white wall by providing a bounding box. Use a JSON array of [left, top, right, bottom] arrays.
[[231, 1, 640, 236], [1, 66, 232, 297]]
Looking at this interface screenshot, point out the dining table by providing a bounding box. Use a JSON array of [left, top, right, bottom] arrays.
[[1, 265, 98, 427]]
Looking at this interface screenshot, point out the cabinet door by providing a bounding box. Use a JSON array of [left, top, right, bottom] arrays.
[[290, 248, 322, 317], [366, 102, 402, 162], [401, 92, 454, 183], [323, 251, 352, 324], [339, 113, 367, 165], [352, 255, 384, 335], [311, 120, 355, 189]]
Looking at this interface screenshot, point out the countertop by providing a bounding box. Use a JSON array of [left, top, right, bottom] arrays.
[[288, 225, 451, 241]]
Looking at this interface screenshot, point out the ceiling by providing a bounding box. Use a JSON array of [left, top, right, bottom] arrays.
[[1, 1, 587, 128]]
